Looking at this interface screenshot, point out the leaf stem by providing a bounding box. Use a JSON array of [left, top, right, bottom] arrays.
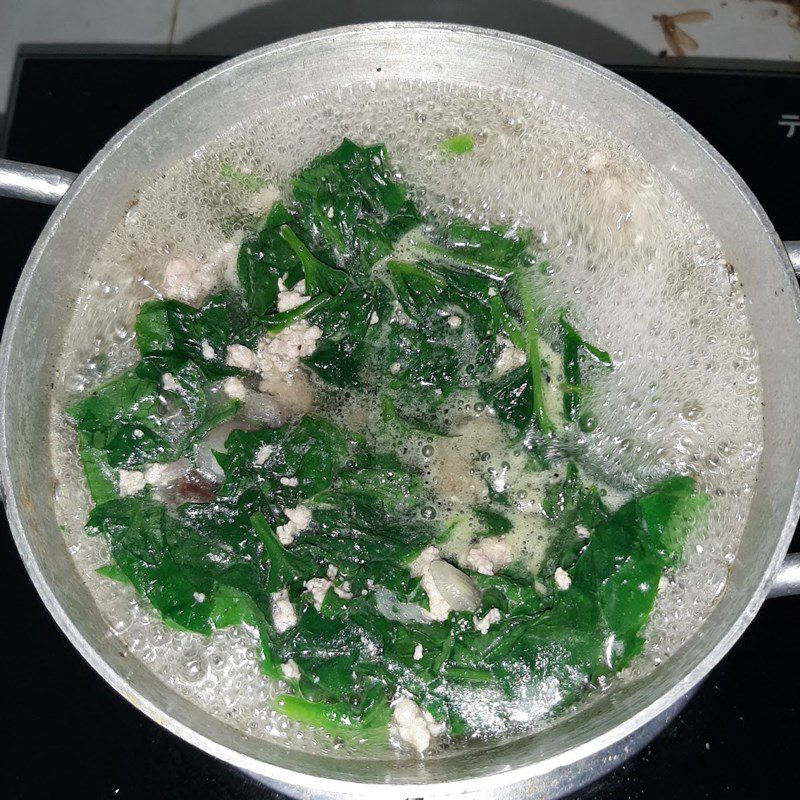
[[514, 268, 554, 435], [260, 293, 331, 332], [412, 239, 514, 281]]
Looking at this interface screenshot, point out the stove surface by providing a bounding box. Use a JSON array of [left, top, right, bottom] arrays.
[[1, 55, 797, 800]]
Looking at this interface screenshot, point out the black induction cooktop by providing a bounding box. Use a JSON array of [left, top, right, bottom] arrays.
[[1, 55, 798, 800]]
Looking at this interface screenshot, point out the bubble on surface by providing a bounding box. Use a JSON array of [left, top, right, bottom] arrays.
[[49, 78, 762, 755]]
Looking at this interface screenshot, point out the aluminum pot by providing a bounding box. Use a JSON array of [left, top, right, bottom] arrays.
[[1, 23, 799, 800]]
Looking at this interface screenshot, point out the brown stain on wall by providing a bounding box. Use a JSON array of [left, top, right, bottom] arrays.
[[759, 0, 800, 31]]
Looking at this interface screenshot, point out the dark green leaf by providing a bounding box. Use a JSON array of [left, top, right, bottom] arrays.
[[135, 291, 248, 378], [278, 225, 347, 296], [560, 312, 612, 421], [237, 202, 303, 315], [95, 563, 132, 584], [479, 365, 533, 432], [471, 504, 513, 535]]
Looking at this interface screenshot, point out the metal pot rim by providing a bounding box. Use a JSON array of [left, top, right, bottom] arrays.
[[1, 21, 798, 796]]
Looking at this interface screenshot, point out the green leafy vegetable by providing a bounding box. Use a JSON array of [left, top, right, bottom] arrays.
[[135, 290, 249, 376], [439, 133, 475, 156], [560, 312, 612, 422], [303, 284, 391, 388], [290, 138, 421, 276], [95, 563, 132, 584], [275, 686, 391, 742], [67, 372, 177, 502], [278, 225, 347, 296], [87, 495, 217, 633], [220, 161, 268, 192], [67, 137, 711, 751], [471, 504, 514, 536]]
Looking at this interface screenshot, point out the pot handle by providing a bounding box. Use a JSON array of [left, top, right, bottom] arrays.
[[786, 241, 800, 277], [769, 554, 800, 599], [0, 159, 76, 204]]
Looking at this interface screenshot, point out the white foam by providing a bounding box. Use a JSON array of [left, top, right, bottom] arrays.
[[49, 78, 763, 755]]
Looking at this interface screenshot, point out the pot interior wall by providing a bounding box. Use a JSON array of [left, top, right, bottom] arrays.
[[2, 24, 798, 792]]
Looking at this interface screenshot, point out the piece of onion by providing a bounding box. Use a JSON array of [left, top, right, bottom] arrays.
[[242, 393, 286, 427], [374, 587, 431, 624], [429, 560, 481, 612], [194, 420, 245, 480]]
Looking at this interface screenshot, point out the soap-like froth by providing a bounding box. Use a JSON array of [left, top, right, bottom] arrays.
[[49, 79, 762, 755]]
